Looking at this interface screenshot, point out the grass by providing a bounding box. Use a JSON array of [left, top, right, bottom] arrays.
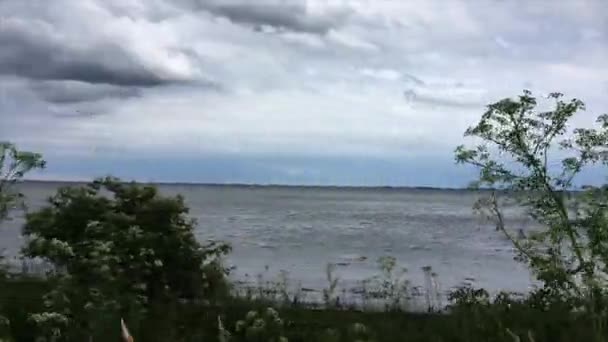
[[230, 258, 444, 313], [1, 265, 608, 342]]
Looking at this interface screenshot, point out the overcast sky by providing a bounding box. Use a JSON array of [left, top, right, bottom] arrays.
[[1, 0, 607, 186]]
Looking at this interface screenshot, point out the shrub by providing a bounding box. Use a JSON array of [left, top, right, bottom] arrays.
[[21, 177, 231, 340], [456, 90, 608, 304]]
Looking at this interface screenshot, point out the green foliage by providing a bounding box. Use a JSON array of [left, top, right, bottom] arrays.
[[0, 277, 50, 341], [0, 142, 44, 340], [448, 286, 490, 309], [20, 177, 231, 340], [455, 90, 608, 303], [228, 308, 288, 342], [319, 323, 376, 342], [4, 274, 608, 341], [0, 142, 45, 222]]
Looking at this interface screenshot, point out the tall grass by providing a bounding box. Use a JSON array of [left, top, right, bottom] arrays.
[[2, 257, 608, 341]]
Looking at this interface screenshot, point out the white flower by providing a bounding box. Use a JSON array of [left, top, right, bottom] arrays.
[[85, 221, 101, 231], [29, 312, 69, 325]]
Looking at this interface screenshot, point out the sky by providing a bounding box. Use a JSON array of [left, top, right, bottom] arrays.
[[1, 0, 607, 187]]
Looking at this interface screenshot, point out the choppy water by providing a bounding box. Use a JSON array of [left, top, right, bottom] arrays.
[[1, 182, 537, 298]]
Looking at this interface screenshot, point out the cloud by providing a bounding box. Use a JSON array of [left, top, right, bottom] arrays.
[[0, 0, 224, 119], [0, 20, 180, 87], [403, 86, 486, 109], [0, 1, 201, 87], [177, 0, 352, 34], [29, 81, 141, 104], [1, 0, 607, 185], [326, 28, 378, 52], [279, 32, 326, 49]]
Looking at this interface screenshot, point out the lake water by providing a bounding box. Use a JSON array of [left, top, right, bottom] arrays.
[[1, 182, 537, 300]]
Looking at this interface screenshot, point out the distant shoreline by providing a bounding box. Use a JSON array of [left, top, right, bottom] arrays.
[[23, 178, 475, 192], [23, 179, 590, 194]]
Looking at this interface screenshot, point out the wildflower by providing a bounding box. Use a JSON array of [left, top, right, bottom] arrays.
[[235, 320, 246, 333], [245, 310, 258, 322], [29, 312, 68, 326]]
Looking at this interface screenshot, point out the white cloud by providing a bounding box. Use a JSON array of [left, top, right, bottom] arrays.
[[360, 68, 401, 81], [326, 28, 378, 51], [279, 31, 326, 49]]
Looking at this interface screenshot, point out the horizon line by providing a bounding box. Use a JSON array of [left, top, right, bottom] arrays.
[[24, 178, 473, 191]]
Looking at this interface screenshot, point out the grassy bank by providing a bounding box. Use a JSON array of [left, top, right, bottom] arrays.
[[0, 274, 605, 342]]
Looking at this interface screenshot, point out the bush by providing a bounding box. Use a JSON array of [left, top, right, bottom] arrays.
[[20, 177, 231, 340], [455, 90, 608, 303]]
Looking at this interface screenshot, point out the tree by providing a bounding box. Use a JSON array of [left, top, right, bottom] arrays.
[[455, 90, 608, 304], [0, 142, 44, 339], [0, 142, 45, 222], [22, 177, 231, 340]]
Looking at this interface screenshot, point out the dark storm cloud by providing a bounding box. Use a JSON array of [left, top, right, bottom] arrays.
[[179, 0, 350, 34], [0, 19, 185, 87], [0, 34, 166, 87], [29, 81, 141, 104]]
